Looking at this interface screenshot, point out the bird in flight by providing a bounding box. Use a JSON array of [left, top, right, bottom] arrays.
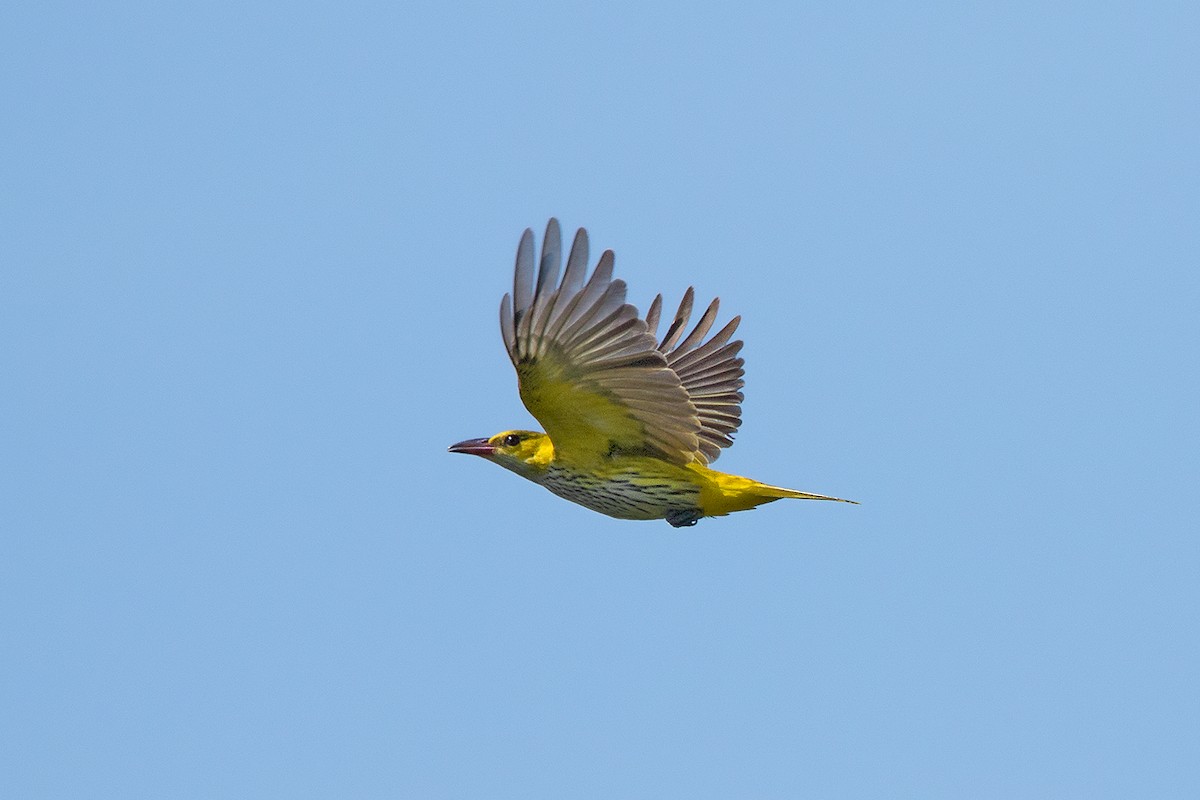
[[449, 220, 855, 527]]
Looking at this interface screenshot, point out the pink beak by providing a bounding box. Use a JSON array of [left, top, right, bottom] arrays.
[[448, 437, 495, 457]]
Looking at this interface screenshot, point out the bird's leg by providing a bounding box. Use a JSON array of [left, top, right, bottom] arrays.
[[665, 509, 702, 528]]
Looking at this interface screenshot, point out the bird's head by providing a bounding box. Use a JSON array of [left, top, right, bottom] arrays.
[[448, 429, 552, 480]]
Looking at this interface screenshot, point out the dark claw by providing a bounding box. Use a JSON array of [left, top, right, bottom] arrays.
[[665, 509, 702, 528]]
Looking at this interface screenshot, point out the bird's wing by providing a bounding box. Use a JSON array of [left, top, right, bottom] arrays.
[[500, 220, 702, 465], [644, 288, 745, 464]]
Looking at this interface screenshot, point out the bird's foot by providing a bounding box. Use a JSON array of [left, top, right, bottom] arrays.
[[665, 509, 702, 528]]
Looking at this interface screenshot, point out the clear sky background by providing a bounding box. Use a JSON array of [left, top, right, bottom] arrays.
[[3, 2, 1198, 797]]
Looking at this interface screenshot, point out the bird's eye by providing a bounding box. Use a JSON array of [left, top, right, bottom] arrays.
[[502, 434, 522, 447]]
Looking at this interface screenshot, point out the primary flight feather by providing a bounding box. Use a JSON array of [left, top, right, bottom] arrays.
[[449, 219, 855, 527]]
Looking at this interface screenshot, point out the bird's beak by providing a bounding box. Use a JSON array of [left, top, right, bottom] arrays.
[[448, 437, 495, 457]]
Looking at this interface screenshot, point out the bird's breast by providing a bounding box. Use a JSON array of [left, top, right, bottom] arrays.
[[539, 462, 701, 521]]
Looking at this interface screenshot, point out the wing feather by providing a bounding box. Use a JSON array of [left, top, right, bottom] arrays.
[[561, 227, 589, 296], [513, 229, 535, 326], [658, 287, 694, 352], [539, 226, 590, 348], [499, 293, 516, 357], [670, 318, 742, 370], [644, 294, 664, 339], [501, 221, 701, 464], [672, 298, 720, 355], [535, 219, 561, 297], [527, 220, 562, 356], [499, 221, 749, 465], [653, 289, 746, 463], [685, 369, 747, 393]]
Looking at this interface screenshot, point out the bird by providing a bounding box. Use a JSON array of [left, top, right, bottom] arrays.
[[449, 220, 856, 527]]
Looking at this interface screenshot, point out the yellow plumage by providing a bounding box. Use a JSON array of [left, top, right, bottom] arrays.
[[449, 220, 855, 527]]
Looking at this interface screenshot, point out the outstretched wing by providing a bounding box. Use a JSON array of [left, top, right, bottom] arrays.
[[645, 288, 745, 463], [500, 220, 703, 465]]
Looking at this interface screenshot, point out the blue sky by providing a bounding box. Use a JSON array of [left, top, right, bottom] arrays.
[[3, 2, 1197, 797]]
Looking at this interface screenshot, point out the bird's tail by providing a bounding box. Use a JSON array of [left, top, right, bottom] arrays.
[[699, 469, 858, 516], [755, 483, 858, 504]]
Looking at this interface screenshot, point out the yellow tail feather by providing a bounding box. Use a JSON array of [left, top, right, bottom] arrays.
[[755, 484, 858, 503], [694, 466, 857, 516]]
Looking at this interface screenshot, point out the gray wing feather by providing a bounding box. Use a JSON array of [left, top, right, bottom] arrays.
[[513, 229, 535, 325], [500, 220, 701, 463], [654, 289, 746, 463], [658, 287, 694, 353], [644, 294, 664, 339]]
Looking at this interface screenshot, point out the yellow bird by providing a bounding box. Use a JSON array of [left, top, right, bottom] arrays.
[[449, 220, 855, 527]]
